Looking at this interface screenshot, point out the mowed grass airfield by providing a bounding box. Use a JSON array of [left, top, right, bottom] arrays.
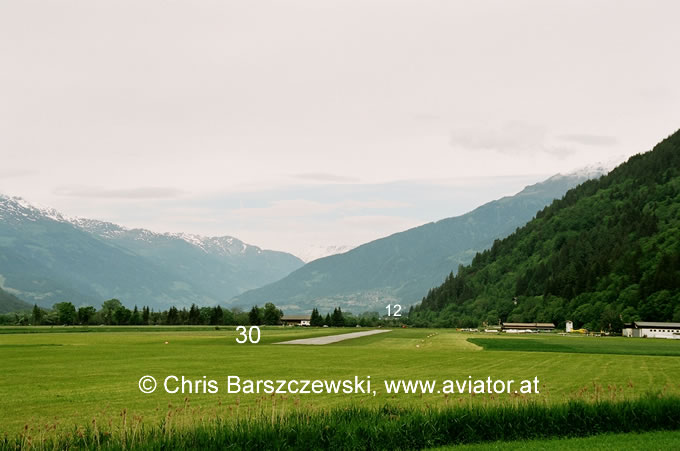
[[1, 327, 680, 436]]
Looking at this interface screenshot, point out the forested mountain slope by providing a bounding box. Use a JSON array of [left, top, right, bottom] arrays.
[[412, 130, 680, 331]]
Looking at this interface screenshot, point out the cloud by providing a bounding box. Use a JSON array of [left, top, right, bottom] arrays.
[[54, 186, 184, 199], [450, 121, 546, 153], [293, 173, 361, 183], [228, 199, 411, 219], [413, 113, 441, 121], [449, 121, 575, 158], [557, 134, 618, 147], [0, 169, 38, 179]]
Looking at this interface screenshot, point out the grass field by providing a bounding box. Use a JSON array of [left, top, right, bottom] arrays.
[[468, 334, 680, 356], [2, 327, 680, 447]]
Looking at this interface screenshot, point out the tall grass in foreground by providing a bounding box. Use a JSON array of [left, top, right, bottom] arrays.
[[3, 395, 680, 450]]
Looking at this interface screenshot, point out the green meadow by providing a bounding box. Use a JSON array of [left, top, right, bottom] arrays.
[[2, 327, 680, 447]]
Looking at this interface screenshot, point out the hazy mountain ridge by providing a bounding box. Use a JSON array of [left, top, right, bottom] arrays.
[[0, 286, 32, 314], [0, 195, 303, 309], [230, 168, 608, 314]]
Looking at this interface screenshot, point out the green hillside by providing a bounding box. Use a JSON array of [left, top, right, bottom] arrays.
[[0, 287, 30, 314], [412, 130, 680, 331]]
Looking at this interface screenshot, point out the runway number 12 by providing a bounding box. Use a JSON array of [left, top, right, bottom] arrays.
[[386, 304, 402, 317]]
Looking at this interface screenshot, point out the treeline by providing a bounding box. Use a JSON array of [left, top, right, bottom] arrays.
[[411, 129, 680, 331], [0, 299, 388, 328]]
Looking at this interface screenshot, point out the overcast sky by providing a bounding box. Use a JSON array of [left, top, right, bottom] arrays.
[[1, 1, 679, 258]]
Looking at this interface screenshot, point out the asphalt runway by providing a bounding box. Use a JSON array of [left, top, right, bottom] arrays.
[[275, 329, 391, 345]]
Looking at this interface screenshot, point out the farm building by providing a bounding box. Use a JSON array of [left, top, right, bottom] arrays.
[[622, 321, 680, 339], [501, 322, 555, 333], [281, 315, 311, 326]]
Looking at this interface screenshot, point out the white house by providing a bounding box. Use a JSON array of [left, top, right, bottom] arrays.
[[622, 321, 680, 339]]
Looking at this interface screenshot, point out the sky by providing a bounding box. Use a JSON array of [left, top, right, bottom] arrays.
[[1, 1, 679, 259]]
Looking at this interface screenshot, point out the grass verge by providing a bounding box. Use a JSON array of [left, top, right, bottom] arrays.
[[3, 395, 679, 450]]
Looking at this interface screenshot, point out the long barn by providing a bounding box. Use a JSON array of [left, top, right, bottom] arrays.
[[281, 315, 311, 326], [501, 322, 555, 333]]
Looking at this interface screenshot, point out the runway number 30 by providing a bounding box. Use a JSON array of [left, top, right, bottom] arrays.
[[386, 304, 402, 317], [236, 326, 261, 344]]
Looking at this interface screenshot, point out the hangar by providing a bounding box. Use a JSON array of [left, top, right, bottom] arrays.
[[622, 321, 680, 339]]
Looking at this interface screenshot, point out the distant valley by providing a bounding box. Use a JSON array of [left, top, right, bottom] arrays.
[[230, 167, 609, 314]]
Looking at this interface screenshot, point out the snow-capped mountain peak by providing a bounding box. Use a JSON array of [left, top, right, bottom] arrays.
[[167, 233, 259, 256], [68, 217, 127, 237], [558, 156, 627, 180], [296, 244, 355, 263], [0, 194, 66, 223]]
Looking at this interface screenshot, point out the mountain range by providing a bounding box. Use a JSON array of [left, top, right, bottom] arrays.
[[0, 196, 303, 310], [230, 167, 609, 314]]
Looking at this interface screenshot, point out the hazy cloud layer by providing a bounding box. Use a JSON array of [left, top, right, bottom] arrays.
[[54, 186, 184, 199], [450, 122, 547, 153], [450, 122, 575, 158], [228, 199, 411, 219], [558, 134, 619, 147], [293, 173, 361, 183], [0, 169, 38, 179]]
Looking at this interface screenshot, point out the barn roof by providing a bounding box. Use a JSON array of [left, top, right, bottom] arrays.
[[501, 322, 555, 328], [632, 321, 680, 329]]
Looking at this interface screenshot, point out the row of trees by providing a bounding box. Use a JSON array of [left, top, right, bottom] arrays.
[[0, 299, 387, 328], [309, 307, 352, 327], [0, 299, 281, 326]]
